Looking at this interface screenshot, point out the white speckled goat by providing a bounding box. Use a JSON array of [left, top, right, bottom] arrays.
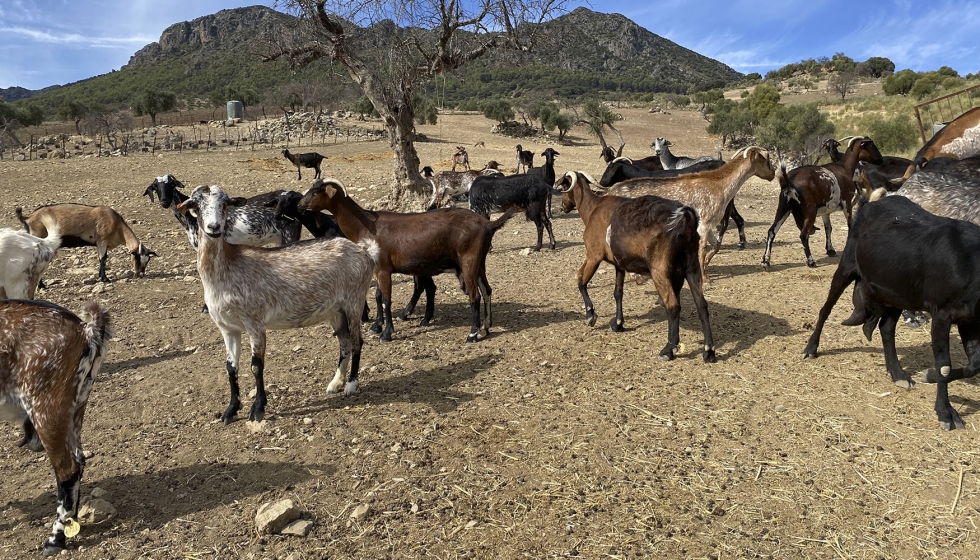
[[0, 299, 111, 556], [0, 226, 61, 299], [176, 185, 378, 424]]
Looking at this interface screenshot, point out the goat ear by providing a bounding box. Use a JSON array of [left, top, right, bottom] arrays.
[[176, 199, 197, 215], [229, 197, 248, 207], [144, 185, 156, 202]]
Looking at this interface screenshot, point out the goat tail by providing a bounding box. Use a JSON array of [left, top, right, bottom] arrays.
[[776, 163, 805, 208], [79, 300, 112, 358], [869, 187, 889, 202], [356, 238, 381, 266], [15, 206, 29, 233], [667, 205, 699, 238], [486, 208, 517, 237]]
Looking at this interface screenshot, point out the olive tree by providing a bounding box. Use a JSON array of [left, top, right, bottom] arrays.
[[269, 0, 570, 199], [133, 90, 177, 127]]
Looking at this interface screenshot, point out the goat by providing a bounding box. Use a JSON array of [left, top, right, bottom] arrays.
[[558, 171, 716, 362], [451, 146, 470, 171], [264, 190, 343, 239], [604, 147, 775, 284], [0, 227, 61, 300], [176, 185, 378, 424], [885, 171, 980, 226], [824, 137, 911, 193], [144, 175, 301, 248], [652, 137, 719, 170], [532, 147, 560, 218], [298, 179, 515, 343], [802, 195, 980, 430], [916, 155, 980, 181], [598, 157, 747, 250], [0, 299, 110, 555], [422, 161, 502, 210], [281, 149, 325, 180], [516, 144, 534, 173], [469, 171, 556, 251], [16, 204, 156, 283], [909, 106, 980, 172], [761, 136, 883, 268]]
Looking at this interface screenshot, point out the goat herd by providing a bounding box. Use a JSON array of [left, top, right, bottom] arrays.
[[3, 106, 980, 555]]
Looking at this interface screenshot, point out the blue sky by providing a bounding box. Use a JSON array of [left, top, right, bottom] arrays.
[[2, 1, 978, 90]]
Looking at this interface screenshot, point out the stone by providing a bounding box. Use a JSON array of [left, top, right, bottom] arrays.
[[255, 499, 301, 534], [89, 487, 107, 499], [78, 498, 116, 523], [350, 503, 370, 522], [280, 519, 313, 537]]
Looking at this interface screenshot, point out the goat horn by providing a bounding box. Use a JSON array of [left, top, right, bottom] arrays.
[[610, 156, 633, 164], [559, 171, 578, 192], [578, 171, 599, 185]]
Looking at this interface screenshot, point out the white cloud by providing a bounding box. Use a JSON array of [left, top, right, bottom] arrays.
[[0, 26, 153, 48]]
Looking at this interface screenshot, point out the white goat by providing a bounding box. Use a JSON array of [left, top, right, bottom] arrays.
[[0, 299, 111, 556], [16, 204, 156, 283], [0, 226, 61, 299], [176, 185, 379, 425]]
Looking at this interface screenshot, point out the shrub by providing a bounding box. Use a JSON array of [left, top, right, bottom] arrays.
[[866, 114, 918, 154]]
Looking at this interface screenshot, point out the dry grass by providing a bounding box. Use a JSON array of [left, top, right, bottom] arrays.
[[1, 108, 978, 559]]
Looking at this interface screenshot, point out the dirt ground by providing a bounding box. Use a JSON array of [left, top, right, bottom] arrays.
[[1, 108, 978, 560]]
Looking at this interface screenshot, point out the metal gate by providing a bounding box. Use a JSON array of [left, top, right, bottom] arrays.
[[913, 83, 980, 144]]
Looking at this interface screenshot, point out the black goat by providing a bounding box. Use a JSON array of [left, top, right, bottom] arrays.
[[532, 147, 559, 218], [282, 149, 325, 180], [469, 172, 556, 251], [516, 144, 534, 173], [265, 190, 344, 239], [804, 195, 980, 430]]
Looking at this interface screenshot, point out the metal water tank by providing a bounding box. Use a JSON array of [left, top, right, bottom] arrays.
[[932, 122, 947, 137], [227, 100, 244, 121]]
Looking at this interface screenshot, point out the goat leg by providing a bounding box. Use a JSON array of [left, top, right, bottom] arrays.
[[419, 276, 436, 327], [822, 215, 836, 256], [220, 330, 243, 424], [804, 264, 855, 359], [685, 266, 717, 364], [370, 287, 384, 333], [377, 273, 395, 342], [248, 352, 267, 423], [577, 258, 602, 327], [97, 246, 111, 283], [42, 468, 82, 557], [19, 417, 45, 452], [879, 308, 912, 388], [609, 268, 626, 332]]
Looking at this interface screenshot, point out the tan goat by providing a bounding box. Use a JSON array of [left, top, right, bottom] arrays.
[[604, 146, 775, 285], [16, 203, 157, 283]]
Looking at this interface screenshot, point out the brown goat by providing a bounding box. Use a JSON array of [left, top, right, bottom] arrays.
[[604, 146, 775, 285], [0, 300, 111, 556], [762, 136, 883, 268], [17, 204, 157, 283], [297, 178, 514, 343], [451, 146, 470, 171], [909, 106, 980, 172], [558, 171, 715, 362]]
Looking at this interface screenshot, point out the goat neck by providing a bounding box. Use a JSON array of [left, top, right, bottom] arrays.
[[301, 180, 377, 241], [562, 173, 602, 224], [837, 138, 874, 177]]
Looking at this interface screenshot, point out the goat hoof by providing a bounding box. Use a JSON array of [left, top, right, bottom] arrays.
[[42, 543, 65, 557], [609, 319, 624, 333], [221, 408, 239, 425], [802, 346, 817, 360], [703, 349, 717, 363], [343, 380, 359, 397], [736, 242, 746, 250], [805, 259, 817, 268], [379, 331, 393, 342], [248, 406, 265, 423], [369, 323, 382, 334], [826, 249, 837, 257], [658, 346, 676, 361], [465, 332, 479, 343], [418, 318, 431, 327]]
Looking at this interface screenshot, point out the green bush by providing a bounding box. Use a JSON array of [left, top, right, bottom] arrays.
[[866, 114, 918, 154], [482, 99, 514, 123]]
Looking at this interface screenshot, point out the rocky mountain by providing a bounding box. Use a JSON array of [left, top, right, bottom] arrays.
[[0, 85, 62, 103], [11, 6, 742, 112]]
